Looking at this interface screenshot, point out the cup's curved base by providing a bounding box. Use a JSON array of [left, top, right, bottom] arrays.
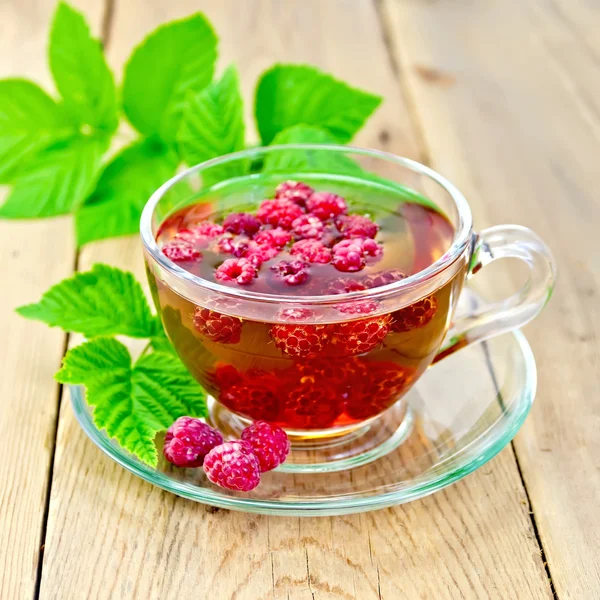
[[207, 397, 413, 473]]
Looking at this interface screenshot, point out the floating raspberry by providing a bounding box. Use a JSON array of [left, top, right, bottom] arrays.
[[391, 296, 438, 332], [290, 239, 332, 264], [332, 314, 392, 356], [215, 258, 257, 285], [193, 307, 243, 344], [363, 269, 406, 289], [283, 383, 343, 429], [306, 191, 347, 221], [336, 300, 379, 316], [193, 221, 225, 237], [217, 235, 249, 257], [163, 417, 223, 468], [161, 241, 202, 263], [257, 198, 304, 229], [327, 278, 368, 294], [270, 323, 333, 358], [241, 421, 290, 472], [175, 222, 225, 247], [244, 240, 281, 266], [291, 214, 325, 240], [211, 363, 244, 388], [275, 180, 314, 206], [332, 238, 382, 272], [222, 212, 261, 236], [336, 214, 379, 239], [270, 259, 310, 285], [253, 227, 292, 248], [203, 441, 261, 492], [277, 307, 317, 321], [219, 380, 280, 421]]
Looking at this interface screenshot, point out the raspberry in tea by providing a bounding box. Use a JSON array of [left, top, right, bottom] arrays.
[[152, 179, 462, 431]]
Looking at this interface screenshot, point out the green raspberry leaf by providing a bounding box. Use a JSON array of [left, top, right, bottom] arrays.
[[49, 2, 118, 132], [123, 14, 218, 143], [56, 338, 207, 466], [255, 65, 382, 145], [263, 125, 363, 175], [0, 135, 105, 218], [16, 263, 158, 339], [178, 65, 246, 170], [0, 79, 76, 182], [75, 139, 179, 245]]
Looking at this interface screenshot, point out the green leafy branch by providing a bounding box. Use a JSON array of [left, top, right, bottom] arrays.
[[18, 264, 206, 467], [0, 2, 382, 247]]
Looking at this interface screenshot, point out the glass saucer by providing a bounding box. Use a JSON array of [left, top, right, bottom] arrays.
[[69, 327, 536, 516]]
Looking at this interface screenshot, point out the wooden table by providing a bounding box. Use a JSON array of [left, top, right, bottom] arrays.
[[2, 1, 599, 598]]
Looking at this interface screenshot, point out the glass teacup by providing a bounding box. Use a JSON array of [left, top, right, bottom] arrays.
[[141, 145, 556, 471]]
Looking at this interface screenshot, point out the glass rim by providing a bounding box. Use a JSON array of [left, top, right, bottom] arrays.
[[140, 144, 473, 304]]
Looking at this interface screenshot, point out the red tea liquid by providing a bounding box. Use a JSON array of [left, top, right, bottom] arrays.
[[150, 180, 463, 432]]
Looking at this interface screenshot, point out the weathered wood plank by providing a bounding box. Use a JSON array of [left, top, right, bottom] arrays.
[[381, 0, 600, 597], [0, 1, 105, 598], [39, 1, 552, 598]]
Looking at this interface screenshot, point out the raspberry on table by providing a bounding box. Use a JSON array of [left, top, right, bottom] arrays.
[[163, 417, 223, 468], [270, 259, 310, 285], [336, 214, 379, 239], [291, 214, 325, 240], [215, 258, 257, 285], [270, 322, 333, 358], [332, 314, 392, 356], [257, 198, 304, 229], [363, 269, 406, 289], [391, 296, 438, 332], [222, 212, 261, 236], [203, 441, 261, 492], [241, 421, 290, 472], [290, 239, 332, 264], [275, 180, 314, 207], [161, 241, 202, 263], [254, 227, 292, 248], [306, 191, 348, 221], [193, 307, 243, 344]]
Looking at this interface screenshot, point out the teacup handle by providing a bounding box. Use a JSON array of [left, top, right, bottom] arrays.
[[434, 225, 557, 363]]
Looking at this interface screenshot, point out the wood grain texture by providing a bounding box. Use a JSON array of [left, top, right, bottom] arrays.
[[382, 0, 600, 597], [38, 1, 552, 598], [0, 1, 104, 598]]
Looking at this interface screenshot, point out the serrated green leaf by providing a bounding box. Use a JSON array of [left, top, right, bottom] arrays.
[[0, 135, 105, 218], [56, 338, 207, 466], [178, 65, 246, 167], [74, 139, 179, 245], [255, 65, 382, 145], [0, 79, 76, 182], [49, 3, 118, 132], [17, 263, 158, 338], [263, 125, 363, 175], [122, 14, 218, 142]]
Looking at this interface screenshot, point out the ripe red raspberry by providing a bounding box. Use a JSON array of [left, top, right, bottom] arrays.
[[335, 214, 379, 239], [332, 314, 392, 356], [277, 307, 316, 321], [241, 421, 290, 472], [215, 258, 257, 285], [161, 241, 202, 263], [211, 363, 244, 388], [257, 198, 304, 229], [254, 227, 292, 248], [363, 269, 406, 289], [193, 221, 225, 237], [391, 296, 438, 332], [332, 238, 383, 272], [291, 214, 325, 240], [270, 323, 333, 358], [270, 259, 310, 285], [283, 383, 343, 429], [222, 212, 261, 236], [193, 307, 243, 343], [244, 240, 280, 265], [219, 381, 280, 421], [275, 180, 314, 206], [336, 300, 379, 316], [217, 235, 249, 257], [290, 239, 332, 264], [163, 417, 223, 468], [306, 191, 347, 221], [175, 222, 225, 247], [327, 278, 368, 294], [203, 441, 261, 491]]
